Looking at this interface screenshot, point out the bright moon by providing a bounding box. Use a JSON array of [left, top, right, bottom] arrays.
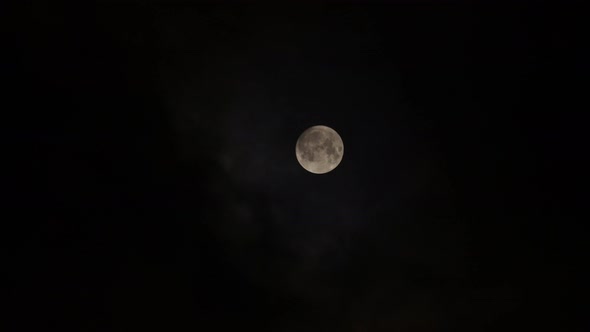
[[295, 125, 344, 174]]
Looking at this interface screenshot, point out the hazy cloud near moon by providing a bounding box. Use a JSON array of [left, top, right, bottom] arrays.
[[186, 82, 376, 303], [165, 42, 447, 305], [160, 9, 465, 318]]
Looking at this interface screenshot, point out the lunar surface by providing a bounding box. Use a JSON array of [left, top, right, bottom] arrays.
[[296, 125, 344, 174]]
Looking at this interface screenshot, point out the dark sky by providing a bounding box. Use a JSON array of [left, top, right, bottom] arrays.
[[7, 2, 588, 331]]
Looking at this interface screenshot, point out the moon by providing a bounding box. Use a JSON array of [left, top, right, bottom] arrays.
[[295, 125, 344, 174]]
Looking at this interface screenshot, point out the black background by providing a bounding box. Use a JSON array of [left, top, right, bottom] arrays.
[[6, 2, 588, 331]]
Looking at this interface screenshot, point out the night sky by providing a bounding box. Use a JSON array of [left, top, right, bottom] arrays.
[[7, 2, 588, 331]]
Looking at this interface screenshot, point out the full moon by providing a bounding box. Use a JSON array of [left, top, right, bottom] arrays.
[[295, 125, 344, 174]]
